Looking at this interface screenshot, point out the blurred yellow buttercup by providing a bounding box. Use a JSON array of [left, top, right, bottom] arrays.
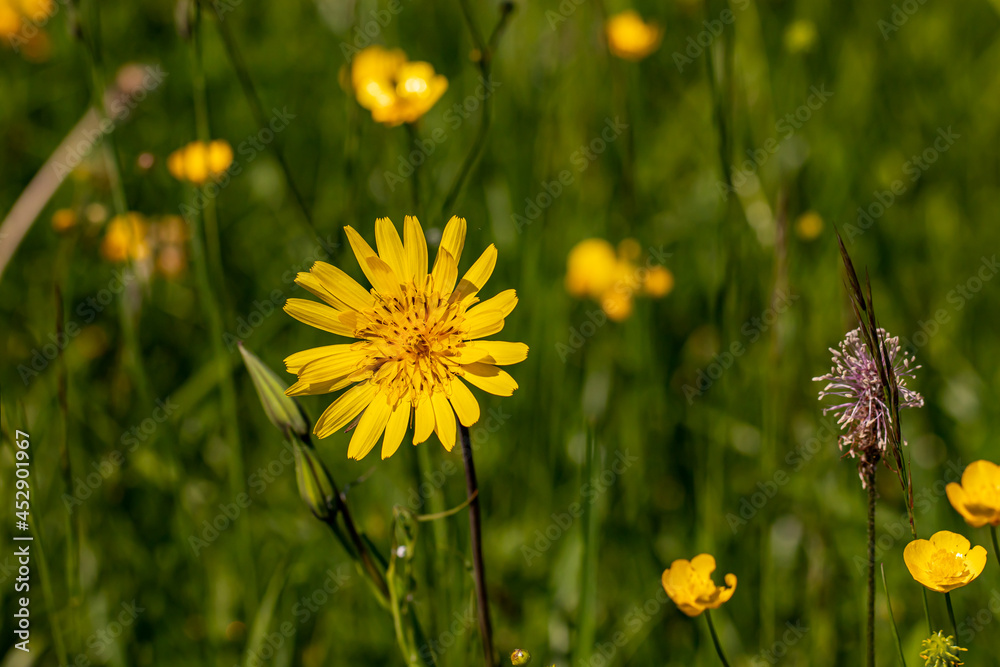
[[565, 237, 672, 321], [168, 140, 233, 185], [101, 212, 149, 263], [946, 460, 1000, 528], [661, 554, 736, 617], [351, 46, 448, 126], [903, 531, 987, 593], [606, 10, 662, 61]]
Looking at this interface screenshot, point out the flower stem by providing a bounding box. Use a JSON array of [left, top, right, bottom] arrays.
[[459, 423, 496, 667], [880, 563, 907, 667], [704, 610, 731, 667], [945, 592, 959, 640], [991, 525, 1000, 572], [866, 467, 876, 667], [440, 0, 514, 217]]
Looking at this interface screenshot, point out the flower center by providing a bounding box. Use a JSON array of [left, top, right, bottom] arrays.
[[927, 549, 968, 580], [358, 282, 466, 404]]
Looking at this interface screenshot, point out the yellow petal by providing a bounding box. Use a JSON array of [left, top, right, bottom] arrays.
[[284, 299, 356, 337], [345, 226, 402, 296], [964, 545, 988, 582], [294, 272, 343, 309], [314, 382, 377, 438], [285, 344, 355, 373], [348, 392, 392, 459], [448, 377, 480, 427], [930, 530, 971, 555], [404, 215, 428, 283], [381, 402, 411, 459], [413, 396, 435, 444], [946, 482, 984, 527], [430, 248, 458, 295], [431, 392, 457, 451], [690, 554, 717, 577], [460, 363, 518, 396], [285, 376, 354, 397], [296, 349, 369, 383], [310, 261, 376, 312], [452, 244, 497, 303], [468, 289, 518, 318], [375, 217, 408, 280], [465, 341, 529, 365], [439, 215, 466, 266], [463, 308, 505, 339]]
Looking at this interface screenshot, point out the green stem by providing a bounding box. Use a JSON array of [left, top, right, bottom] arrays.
[[704, 610, 731, 667], [991, 525, 1000, 572], [880, 563, 907, 667], [188, 1, 257, 619], [206, 1, 316, 235], [405, 122, 423, 219], [576, 423, 598, 663], [440, 0, 514, 217], [866, 467, 876, 667], [945, 592, 959, 640], [459, 424, 496, 667]]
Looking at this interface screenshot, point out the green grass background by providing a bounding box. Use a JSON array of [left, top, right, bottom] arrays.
[[3, 0, 1000, 665]]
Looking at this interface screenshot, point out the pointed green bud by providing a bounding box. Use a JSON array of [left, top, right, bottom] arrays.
[[238, 343, 309, 440], [293, 440, 338, 521], [920, 631, 967, 667], [510, 649, 531, 665]]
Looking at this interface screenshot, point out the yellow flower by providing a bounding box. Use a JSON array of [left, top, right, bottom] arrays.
[[101, 213, 149, 263], [51, 208, 77, 233], [283, 216, 527, 460], [644, 266, 674, 297], [168, 140, 233, 185], [946, 460, 1000, 528], [795, 211, 823, 240], [606, 11, 662, 61], [783, 19, 818, 54], [661, 554, 737, 617], [565, 239, 618, 299], [903, 531, 987, 593], [351, 46, 448, 126]]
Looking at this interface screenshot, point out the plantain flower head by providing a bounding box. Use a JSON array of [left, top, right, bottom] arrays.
[[661, 553, 736, 617], [168, 140, 233, 185], [606, 11, 662, 61], [351, 46, 448, 126], [284, 216, 527, 460], [946, 460, 1000, 528], [813, 327, 923, 485], [903, 531, 987, 594]]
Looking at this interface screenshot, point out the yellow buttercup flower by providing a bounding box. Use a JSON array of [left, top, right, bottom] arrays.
[[784, 19, 818, 54], [351, 46, 448, 126], [946, 460, 1000, 528], [661, 554, 736, 617], [101, 213, 149, 263], [795, 211, 824, 240], [565, 237, 672, 321], [167, 140, 233, 185], [284, 216, 527, 460], [903, 531, 987, 593], [51, 208, 77, 233], [606, 11, 662, 61]]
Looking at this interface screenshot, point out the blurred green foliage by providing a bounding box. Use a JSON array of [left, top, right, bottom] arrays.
[[3, 0, 1000, 665]]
